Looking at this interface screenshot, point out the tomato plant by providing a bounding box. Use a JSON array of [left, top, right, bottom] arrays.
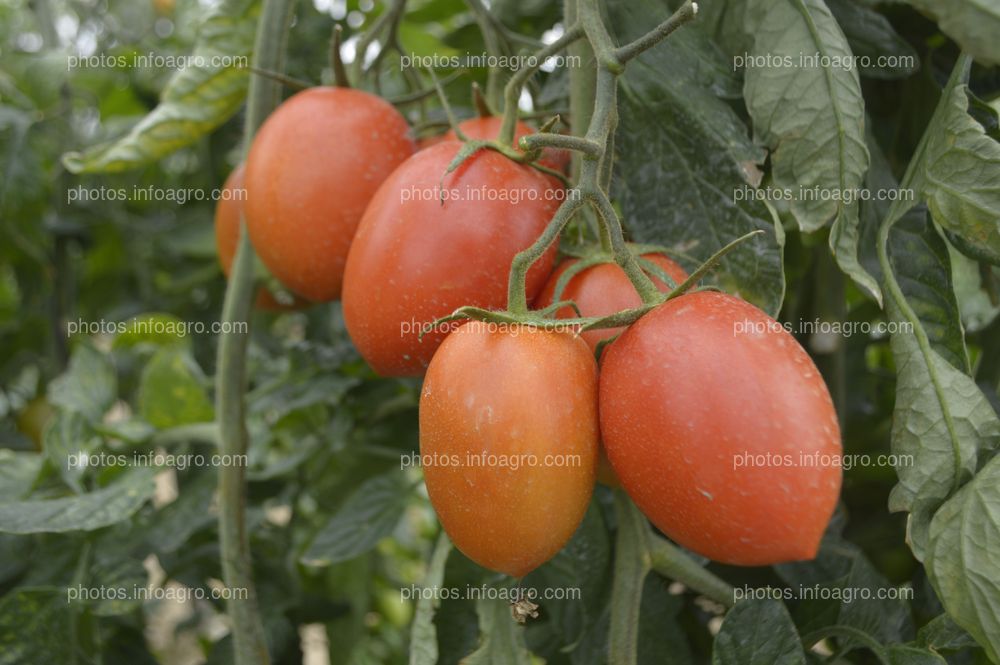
[[4, 0, 1000, 663], [342, 140, 560, 376], [419, 322, 598, 577], [244, 86, 415, 302]]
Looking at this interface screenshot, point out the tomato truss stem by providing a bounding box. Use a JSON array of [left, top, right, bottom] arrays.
[[499, 0, 700, 314]]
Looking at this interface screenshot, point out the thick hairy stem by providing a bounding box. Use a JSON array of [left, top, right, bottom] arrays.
[[216, 0, 296, 663], [609, 492, 651, 665], [519, 133, 601, 156], [588, 188, 661, 303], [507, 197, 586, 314], [648, 535, 734, 608], [615, 0, 698, 64], [566, 0, 594, 182]]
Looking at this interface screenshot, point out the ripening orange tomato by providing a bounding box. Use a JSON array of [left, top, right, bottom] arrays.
[[445, 116, 570, 173], [537, 253, 688, 351], [420, 322, 599, 577], [342, 140, 560, 376], [600, 291, 842, 566], [244, 87, 415, 302]]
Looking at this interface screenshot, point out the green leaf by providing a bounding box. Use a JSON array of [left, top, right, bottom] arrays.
[[712, 599, 806, 665], [145, 471, 217, 553], [138, 347, 214, 429], [0, 469, 156, 534], [848, 135, 966, 362], [611, 0, 785, 315], [744, 0, 869, 233], [409, 533, 452, 665], [878, 56, 1000, 560], [900, 0, 1000, 66], [776, 534, 912, 645], [0, 589, 73, 665], [88, 553, 149, 617], [885, 306, 1000, 557], [886, 645, 948, 664], [301, 473, 409, 567], [461, 596, 533, 665], [47, 342, 116, 423], [61, 0, 260, 173], [889, 206, 969, 375], [825, 0, 919, 80], [916, 613, 979, 651], [0, 450, 43, 502], [831, 133, 890, 300], [43, 411, 102, 493], [908, 58, 1000, 266], [925, 453, 1000, 662]]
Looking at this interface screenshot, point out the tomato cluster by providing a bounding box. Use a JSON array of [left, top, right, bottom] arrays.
[[216, 86, 842, 578]]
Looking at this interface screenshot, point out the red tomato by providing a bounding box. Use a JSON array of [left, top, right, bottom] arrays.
[[599, 291, 842, 566], [420, 322, 598, 577], [214, 164, 305, 311], [244, 87, 415, 302], [537, 253, 688, 351], [445, 116, 570, 173], [342, 140, 561, 376]]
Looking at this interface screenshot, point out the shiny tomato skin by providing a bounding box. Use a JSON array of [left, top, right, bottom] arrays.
[[420, 322, 598, 577], [214, 164, 305, 311], [444, 116, 570, 173], [537, 253, 688, 351], [600, 291, 842, 566], [244, 87, 415, 302], [342, 140, 560, 376]]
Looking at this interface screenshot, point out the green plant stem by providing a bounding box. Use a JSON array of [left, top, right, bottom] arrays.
[[648, 535, 734, 608], [608, 493, 735, 662], [216, 0, 296, 663], [507, 198, 586, 314], [518, 133, 601, 156], [503, 0, 697, 311], [330, 24, 350, 87], [609, 492, 650, 665], [614, 0, 698, 64], [350, 0, 406, 83], [498, 25, 584, 146], [466, 0, 506, 108], [567, 0, 593, 179]]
